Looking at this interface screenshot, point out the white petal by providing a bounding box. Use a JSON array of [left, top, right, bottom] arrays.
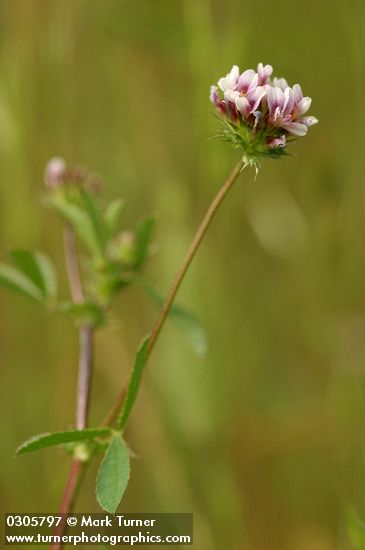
[[259, 62, 273, 75], [300, 116, 319, 127], [273, 106, 282, 123], [267, 88, 276, 113], [293, 84, 303, 103], [237, 69, 257, 93], [247, 86, 266, 112], [273, 77, 289, 90], [296, 96, 312, 116], [209, 85, 218, 103], [268, 86, 285, 113], [230, 65, 240, 81], [218, 65, 240, 91], [248, 72, 259, 93], [224, 89, 240, 102], [283, 121, 308, 136], [257, 63, 273, 84], [283, 87, 294, 113], [235, 96, 250, 117]]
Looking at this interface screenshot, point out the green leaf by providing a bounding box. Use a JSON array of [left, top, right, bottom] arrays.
[[35, 253, 57, 298], [11, 250, 57, 299], [118, 336, 150, 430], [47, 195, 103, 258], [10, 250, 45, 291], [96, 433, 130, 513], [79, 189, 106, 253], [104, 198, 125, 237], [0, 263, 44, 301], [16, 428, 112, 455], [134, 216, 155, 269], [142, 283, 208, 356]]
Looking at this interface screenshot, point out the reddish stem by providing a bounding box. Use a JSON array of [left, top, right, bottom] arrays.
[[50, 226, 93, 549], [76, 326, 93, 430], [50, 459, 83, 550]]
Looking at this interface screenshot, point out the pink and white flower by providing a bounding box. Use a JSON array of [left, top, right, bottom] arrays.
[[225, 86, 266, 119], [209, 85, 226, 115], [217, 65, 265, 120], [209, 62, 318, 161], [267, 84, 318, 136], [217, 65, 241, 92], [257, 63, 273, 85], [272, 77, 289, 90]]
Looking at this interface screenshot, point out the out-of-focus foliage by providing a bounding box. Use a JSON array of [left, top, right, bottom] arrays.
[[1, 1, 365, 549]]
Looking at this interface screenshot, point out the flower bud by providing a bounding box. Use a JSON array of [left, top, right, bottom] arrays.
[[109, 231, 137, 266], [44, 157, 66, 188], [267, 135, 286, 149]]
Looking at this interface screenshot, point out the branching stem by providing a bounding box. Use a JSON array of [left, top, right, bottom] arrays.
[[51, 159, 245, 550]]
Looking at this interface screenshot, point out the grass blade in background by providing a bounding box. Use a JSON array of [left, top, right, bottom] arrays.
[[142, 282, 208, 355]]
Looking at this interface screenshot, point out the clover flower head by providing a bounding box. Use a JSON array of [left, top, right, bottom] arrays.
[[210, 63, 318, 167], [44, 157, 102, 193]]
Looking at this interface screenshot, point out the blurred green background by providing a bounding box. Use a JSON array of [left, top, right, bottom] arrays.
[[1, 1, 365, 548]]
